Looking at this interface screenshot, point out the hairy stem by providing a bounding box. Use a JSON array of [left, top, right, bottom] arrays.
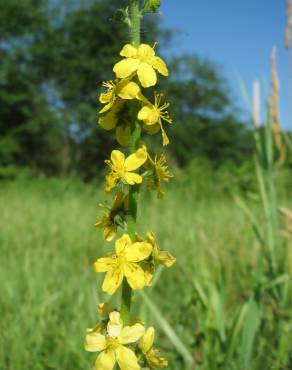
[[120, 0, 141, 324]]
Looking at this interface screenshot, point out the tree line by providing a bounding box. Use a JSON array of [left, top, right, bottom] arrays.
[[0, 0, 254, 180]]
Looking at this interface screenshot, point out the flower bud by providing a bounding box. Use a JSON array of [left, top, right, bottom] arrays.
[[143, 0, 161, 13]]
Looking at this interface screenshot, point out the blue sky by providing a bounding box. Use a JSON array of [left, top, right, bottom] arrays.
[[159, 0, 291, 129]]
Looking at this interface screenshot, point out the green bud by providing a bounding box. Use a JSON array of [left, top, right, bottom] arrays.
[[143, 0, 161, 14]]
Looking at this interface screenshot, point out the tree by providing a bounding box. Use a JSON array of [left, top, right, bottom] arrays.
[[162, 55, 253, 167], [0, 0, 63, 176], [0, 0, 253, 180]]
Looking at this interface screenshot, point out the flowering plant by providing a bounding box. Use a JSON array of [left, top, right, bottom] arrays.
[[85, 1, 175, 368]]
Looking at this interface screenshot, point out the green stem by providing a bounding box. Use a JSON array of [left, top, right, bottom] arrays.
[[120, 0, 142, 324], [130, 0, 141, 46]]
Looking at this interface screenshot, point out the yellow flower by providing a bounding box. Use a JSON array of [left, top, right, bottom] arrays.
[[135, 231, 175, 286], [99, 98, 124, 131], [139, 327, 168, 368], [104, 147, 147, 193], [146, 231, 176, 268], [95, 192, 128, 241], [98, 99, 131, 147], [99, 79, 140, 114], [94, 234, 152, 295], [113, 43, 168, 88], [85, 311, 145, 370], [138, 93, 172, 146], [146, 152, 173, 198]]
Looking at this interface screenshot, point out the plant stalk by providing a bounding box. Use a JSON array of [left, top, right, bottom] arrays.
[[120, 0, 141, 324]]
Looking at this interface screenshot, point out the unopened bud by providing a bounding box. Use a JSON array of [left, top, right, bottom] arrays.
[[143, 0, 161, 13]]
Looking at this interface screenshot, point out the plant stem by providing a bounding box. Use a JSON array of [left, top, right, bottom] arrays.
[[120, 0, 141, 324], [130, 0, 141, 46]]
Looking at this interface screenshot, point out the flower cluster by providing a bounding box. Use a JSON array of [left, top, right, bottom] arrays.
[[86, 41, 175, 369], [98, 44, 172, 147], [85, 310, 167, 370]]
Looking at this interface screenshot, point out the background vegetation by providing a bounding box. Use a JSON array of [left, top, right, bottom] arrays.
[[0, 0, 255, 180], [1, 1, 292, 369]]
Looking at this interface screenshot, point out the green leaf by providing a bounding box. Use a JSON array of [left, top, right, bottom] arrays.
[[240, 298, 260, 368]]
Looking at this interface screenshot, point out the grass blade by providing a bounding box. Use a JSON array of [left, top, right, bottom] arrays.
[[139, 290, 194, 367]]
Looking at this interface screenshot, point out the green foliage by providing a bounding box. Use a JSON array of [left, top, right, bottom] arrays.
[[1, 173, 291, 370], [0, 0, 63, 174], [162, 55, 254, 167], [0, 0, 256, 180]]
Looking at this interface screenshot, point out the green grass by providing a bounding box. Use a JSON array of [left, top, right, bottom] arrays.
[[0, 173, 291, 370]]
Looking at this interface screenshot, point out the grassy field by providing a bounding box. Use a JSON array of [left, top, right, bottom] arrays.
[[0, 171, 291, 370]]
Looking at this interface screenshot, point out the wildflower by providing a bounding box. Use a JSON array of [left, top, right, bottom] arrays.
[[135, 231, 175, 286], [85, 311, 145, 370], [94, 233, 152, 295], [139, 327, 168, 368], [99, 99, 124, 131], [146, 152, 173, 198], [98, 100, 131, 147], [115, 122, 131, 147], [146, 231, 176, 268], [99, 79, 140, 114], [113, 43, 168, 88], [95, 192, 128, 241], [138, 93, 172, 146], [104, 147, 147, 193]]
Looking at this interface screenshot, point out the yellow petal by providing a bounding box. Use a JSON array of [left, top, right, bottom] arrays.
[[146, 231, 155, 245], [138, 44, 155, 58], [137, 63, 157, 88], [94, 214, 108, 229], [155, 250, 176, 267], [99, 91, 112, 104], [125, 148, 147, 171], [111, 150, 125, 169], [123, 172, 143, 185], [119, 323, 145, 344], [118, 81, 140, 100], [160, 123, 169, 146], [99, 92, 114, 113], [125, 242, 152, 262], [115, 345, 140, 370], [138, 105, 159, 125], [99, 112, 117, 130], [116, 124, 131, 147], [144, 123, 160, 135], [120, 44, 138, 58], [139, 327, 155, 353], [85, 332, 106, 352], [94, 257, 115, 272], [113, 58, 139, 79], [124, 263, 146, 290], [103, 225, 116, 242], [107, 311, 123, 337], [104, 173, 117, 193], [102, 268, 124, 295], [95, 349, 116, 370], [147, 348, 168, 368], [115, 233, 132, 255], [151, 56, 168, 76]]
